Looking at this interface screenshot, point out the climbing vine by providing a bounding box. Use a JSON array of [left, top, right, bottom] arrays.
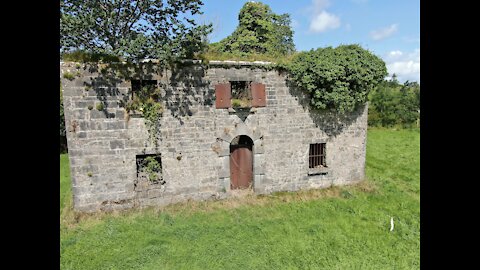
[[125, 84, 164, 146]]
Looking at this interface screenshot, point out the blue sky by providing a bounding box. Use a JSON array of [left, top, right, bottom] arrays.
[[199, 0, 420, 83]]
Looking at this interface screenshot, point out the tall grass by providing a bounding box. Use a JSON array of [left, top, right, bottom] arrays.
[[60, 128, 420, 269]]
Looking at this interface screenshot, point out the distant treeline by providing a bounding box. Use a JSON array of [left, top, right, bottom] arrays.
[[368, 75, 420, 128]]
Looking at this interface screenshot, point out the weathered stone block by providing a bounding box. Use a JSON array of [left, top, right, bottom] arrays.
[[147, 188, 165, 198], [90, 110, 107, 119], [105, 121, 126, 130]]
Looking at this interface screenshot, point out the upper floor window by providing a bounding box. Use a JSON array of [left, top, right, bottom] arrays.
[[230, 81, 252, 108], [215, 82, 266, 109]]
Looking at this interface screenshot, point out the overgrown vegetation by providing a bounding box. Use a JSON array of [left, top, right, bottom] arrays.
[[143, 156, 162, 182], [204, 3, 389, 114], [368, 76, 420, 127], [60, 129, 419, 269], [230, 81, 252, 108], [60, 0, 212, 64], [125, 85, 164, 146], [284, 45, 388, 113], [61, 50, 121, 63], [62, 72, 76, 81], [95, 103, 104, 111], [199, 51, 296, 63], [60, 82, 67, 154], [209, 1, 295, 58], [231, 98, 250, 108]]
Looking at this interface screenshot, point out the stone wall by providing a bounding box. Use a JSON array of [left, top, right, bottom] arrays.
[[61, 61, 368, 212]]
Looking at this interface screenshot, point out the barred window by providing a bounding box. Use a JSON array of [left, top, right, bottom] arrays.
[[309, 143, 326, 168]]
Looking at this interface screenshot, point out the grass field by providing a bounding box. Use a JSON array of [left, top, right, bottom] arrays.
[[60, 128, 420, 269], [60, 154, 72, 215]]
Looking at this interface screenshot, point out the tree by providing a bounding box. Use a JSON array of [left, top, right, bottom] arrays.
[[368, 79, 420, 127], [286, 44, 387, 113], [60, 82, 67, 153], [213, 1, 295, 56], [368, 80, 399, 126], [60, 0, 212, 62]]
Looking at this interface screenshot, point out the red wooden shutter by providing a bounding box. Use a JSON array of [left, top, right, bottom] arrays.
[[251, 83, 266, 107], [215, 83, 231, 109]]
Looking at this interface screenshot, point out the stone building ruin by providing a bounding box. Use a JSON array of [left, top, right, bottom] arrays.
[[60, 60, 368, 212]]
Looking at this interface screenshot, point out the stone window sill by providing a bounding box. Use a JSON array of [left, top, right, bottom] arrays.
[[308, 167, 329, 176], [228, 107, 257, 113]]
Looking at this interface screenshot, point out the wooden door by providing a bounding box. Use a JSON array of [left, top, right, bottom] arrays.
[[230, 146, 253, 189]]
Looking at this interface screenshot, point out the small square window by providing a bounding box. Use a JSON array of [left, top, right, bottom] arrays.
[[309, 143, 326, 168], [230, 81, 252, 108], [136, 154, 163, 183], [131, 79, 158, 99]]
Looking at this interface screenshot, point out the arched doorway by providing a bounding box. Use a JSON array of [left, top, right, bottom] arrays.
[[230, 135, 254, 189]]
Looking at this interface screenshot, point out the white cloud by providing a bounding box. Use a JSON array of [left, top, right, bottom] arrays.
[[384, 49, 420, 83], [307, 0, 341, 33], [310, 11, 341, 32], [370, 24, 398, 41], [388, 50, 403, 58]]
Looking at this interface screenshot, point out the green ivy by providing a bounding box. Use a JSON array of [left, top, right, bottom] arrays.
[[144, 156, 161, 182], [125, 85, 163, 146], [285, 45, 387, 113]]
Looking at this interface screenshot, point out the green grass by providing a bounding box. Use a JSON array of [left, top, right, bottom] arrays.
[[61, 50, 121, 63], [60, 128, 420, 269], [198, 51, 294, 63], [231, 98, 250, 108], [60, 154, 72, 215]]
